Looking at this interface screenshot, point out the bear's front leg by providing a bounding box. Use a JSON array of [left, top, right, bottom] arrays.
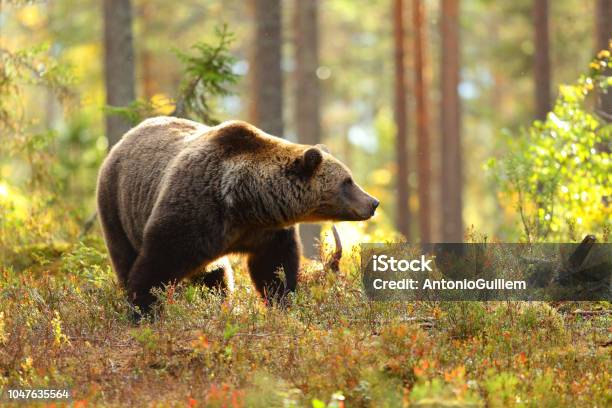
[[126, 230, 209, 318], [247, 226, 301, 305]]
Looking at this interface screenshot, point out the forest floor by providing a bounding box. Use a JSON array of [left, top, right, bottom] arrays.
[[0, 235, 610, 407]]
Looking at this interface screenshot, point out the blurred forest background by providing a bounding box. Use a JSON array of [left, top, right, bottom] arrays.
[[0, 0, 610, 260], [0, 1, 611, 406]]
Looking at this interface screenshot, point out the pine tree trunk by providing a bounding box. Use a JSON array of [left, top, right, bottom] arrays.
[[394, 0, 410, 239], [139, 1, 155, 100], [295, 0, 321, 258], [533, 0, 550, 120], [413, 0, 431, 242], [440, 0, 463, 242], [249, 0, 284, 136], [596, 0, 612, 51], [103, 0, 136, 149]]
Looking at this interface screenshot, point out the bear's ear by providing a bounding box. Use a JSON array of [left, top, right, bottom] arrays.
[[315, 143, 330, 153], [301, 147, 323, 177]]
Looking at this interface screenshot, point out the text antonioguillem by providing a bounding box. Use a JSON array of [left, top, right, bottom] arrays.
[[370, 254, 527, 291]]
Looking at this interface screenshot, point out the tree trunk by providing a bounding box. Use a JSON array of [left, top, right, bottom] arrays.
[[103, 0, 136, 150], [394, 0, 410, 239], [413, 0, 431, 242], [139, 1, 155, 100], [533, 0, 550, 121], [249, 0, 283, 136], [596, 0, 612, 51], [295, 0, 321, 259], [440, 0, 463, 242], [596, 0, 612, 118]]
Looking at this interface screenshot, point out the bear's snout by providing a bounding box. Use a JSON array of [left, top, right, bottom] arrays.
[[370, 198, 380, 215], [363, 196, 379, 219], [346, 184, 379, 221], [351, 193, 379, 221]]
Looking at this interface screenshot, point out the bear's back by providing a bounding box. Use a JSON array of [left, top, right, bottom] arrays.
[[101, 116, 210, 250]]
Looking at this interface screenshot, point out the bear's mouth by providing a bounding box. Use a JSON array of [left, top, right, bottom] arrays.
[[339, 206, 377, 222], [305, 199, 378, 223], [353, 209, 376, 221], [351, 198, 379, 221]]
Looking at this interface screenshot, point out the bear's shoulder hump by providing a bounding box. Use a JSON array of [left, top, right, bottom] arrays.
[[209, 120, 270, 154]]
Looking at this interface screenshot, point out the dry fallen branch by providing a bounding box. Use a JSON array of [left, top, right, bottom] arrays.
[[325, 224, 343, 273]]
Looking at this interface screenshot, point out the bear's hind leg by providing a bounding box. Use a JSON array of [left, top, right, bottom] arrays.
[[247, 227, 301, 304], [97, 195, 137, 288], [190, 257, 235, 294]]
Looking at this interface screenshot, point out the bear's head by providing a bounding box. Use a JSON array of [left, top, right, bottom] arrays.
[[210, 121, 379, 226], [290, 144, 379, 223]]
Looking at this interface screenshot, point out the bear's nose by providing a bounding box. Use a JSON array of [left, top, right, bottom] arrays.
[[371, 199, 380, 211]]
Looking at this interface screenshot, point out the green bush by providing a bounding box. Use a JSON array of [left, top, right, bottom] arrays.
[[490, 46, 611, 241]]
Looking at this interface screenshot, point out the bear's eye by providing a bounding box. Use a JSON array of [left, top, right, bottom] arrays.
[[342, 177, 353, 187]]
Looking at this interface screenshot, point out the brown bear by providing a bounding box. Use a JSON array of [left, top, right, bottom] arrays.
[[96, 116, 378, 316]]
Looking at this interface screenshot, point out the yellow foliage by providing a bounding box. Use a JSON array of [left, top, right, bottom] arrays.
[[63, 43, 102, 87], [17, 6, 45, 29], [0, 311, 7, 345], [370, 168, 392, 186], [0, 182, 29, 220], [51, 310, 70, 348], [151, 93, 176, 115]]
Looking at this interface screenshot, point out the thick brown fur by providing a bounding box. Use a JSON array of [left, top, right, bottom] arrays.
[[96, 116, 378, 316]]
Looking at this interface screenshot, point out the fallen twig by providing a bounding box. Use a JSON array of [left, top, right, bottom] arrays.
[[325, 224, 343, 273]]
